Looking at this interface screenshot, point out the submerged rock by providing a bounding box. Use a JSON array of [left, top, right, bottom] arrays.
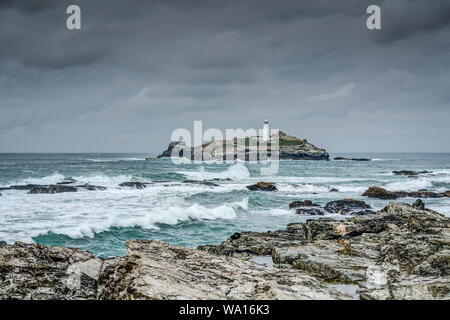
[[246, 182, 277, 191], [393, 170, 432, 176], [118, 182, 147, 189], [295, 208, 325, 215], [28, 185, 77, 194], [183, 180, 219, 187], [334, 157, 371, 161]]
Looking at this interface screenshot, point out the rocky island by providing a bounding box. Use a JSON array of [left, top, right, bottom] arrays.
[[157, 130, 329, 161], [1, 201, 448, 300]]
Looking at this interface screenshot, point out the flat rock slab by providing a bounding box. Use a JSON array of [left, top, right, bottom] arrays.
[[97, 240, 346, 300]]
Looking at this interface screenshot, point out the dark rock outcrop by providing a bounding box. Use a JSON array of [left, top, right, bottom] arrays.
[[324, 199, 372, 215], [246, 182, 277, 191], [393, 170, 432, 176], [28, 185, 77, 194], [289, 200, 319, 209], [362, 186, 450, 199], [2, 183, 107, 193], [118, 182, 147, 189], [183, 180, 219, 187], [295, 208, 325, 215], [334, 157, 371, 161]]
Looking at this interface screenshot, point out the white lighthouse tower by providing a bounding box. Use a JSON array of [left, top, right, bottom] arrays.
[[262, 119, 270, 142]]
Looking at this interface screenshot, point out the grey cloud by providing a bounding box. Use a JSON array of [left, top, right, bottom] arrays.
[[0, 0, 448, 152]]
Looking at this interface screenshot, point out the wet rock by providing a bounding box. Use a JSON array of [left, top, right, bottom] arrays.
[[362, 187, 400, 199], [246, 182, 277, 191], [0, 242, 102, 299], [119, 182, 147, 189], [28, 185, 77, 194], [7, 184, 43, 191], [74, 184, 107, 191], [183, 180, 219, 187], [324, 199, 371, 215], [362, 186, 448, 199], [0, 241, 6, 246], [412, 199, 425, 210], [295, 208, 325, 215], [393, 170, 432, 176], [334, 157, 371, 161], [289, 200, 319, 209], [438, 191, 450, 198]]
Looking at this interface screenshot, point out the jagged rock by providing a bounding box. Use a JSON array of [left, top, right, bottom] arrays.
[[0, 241, 6, 246], [439, 191, 450, 198], [3, 183, 106, 193], [0, 242, 102, 299], [118, 182, 147, 189], [200, 202, 450, 300], [289, 200, 319, 209], [183, 180, 219, 187], [295, 208, 325, 215], [362, 187, 449, 199], [393, 170, 432, 176], [74, 184, 107, 191], [334, 157, 371, 161], [97, 240, 345, 300], [28, 185, 77, 194], [324, 199, 372, 215], [246, 182, 277, 191], [413, 199, 425, 210]]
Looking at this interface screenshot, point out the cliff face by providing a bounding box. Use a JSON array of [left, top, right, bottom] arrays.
[[0, 202, 449, 300], [157, 131, 329, 161]]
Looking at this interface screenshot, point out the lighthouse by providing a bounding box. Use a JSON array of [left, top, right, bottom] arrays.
[[262, 119, 270, 142]]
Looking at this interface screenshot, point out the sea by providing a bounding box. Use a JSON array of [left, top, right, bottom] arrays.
[[0, 153, 449, 257]]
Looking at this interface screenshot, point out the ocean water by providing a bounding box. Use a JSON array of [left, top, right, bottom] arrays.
[[0, 153, 449, 257]]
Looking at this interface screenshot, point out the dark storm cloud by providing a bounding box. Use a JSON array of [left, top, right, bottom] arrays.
[[0, 0, 449, 153], [375, 1, 450, 43]]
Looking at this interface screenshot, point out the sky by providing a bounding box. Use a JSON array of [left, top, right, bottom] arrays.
[[0, 0, 449, 153]]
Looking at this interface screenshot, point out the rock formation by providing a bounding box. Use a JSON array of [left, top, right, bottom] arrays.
[[157, 131, 329, 161], [246, 182, 277, 191], [1, 202, 448, 300], [362, 186, 450, 199], [199, 202, 450, 300]]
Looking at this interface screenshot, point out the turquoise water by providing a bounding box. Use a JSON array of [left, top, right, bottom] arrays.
[[0, 153, 449, 257]]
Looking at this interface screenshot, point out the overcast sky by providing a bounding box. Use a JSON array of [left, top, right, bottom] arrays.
[[0, 0, 449, 153]]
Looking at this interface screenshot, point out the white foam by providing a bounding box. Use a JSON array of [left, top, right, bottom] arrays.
[[2, 172, 65, 187], [177, 163, 250, 181]]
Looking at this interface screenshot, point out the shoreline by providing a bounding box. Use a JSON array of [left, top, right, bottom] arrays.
[[1, 201, 449, 300]]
